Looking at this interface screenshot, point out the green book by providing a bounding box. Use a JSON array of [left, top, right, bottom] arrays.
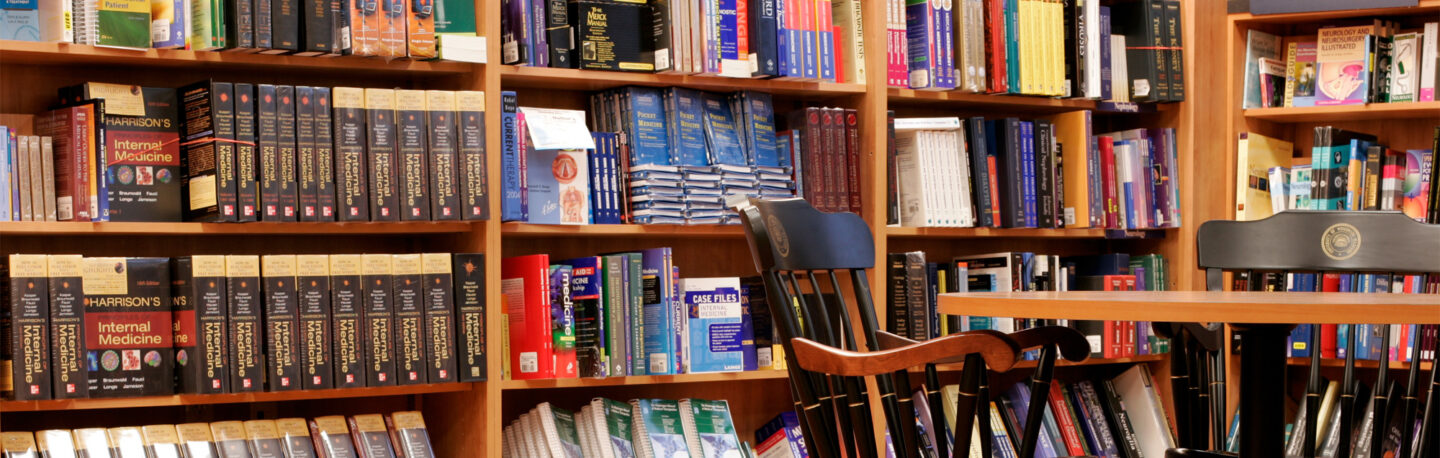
[[594, 398, 636, 457], [632, 399, 690, 458], [538, 402, 583, 457], [681, 399, 743, 458], [97, 0, 151, 48]]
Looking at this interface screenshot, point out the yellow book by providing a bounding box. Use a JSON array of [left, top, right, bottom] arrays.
[[1019, 0, 1034, 94], [1044, 110, 1095, 227], [1051, 0, 1065, 96], [1234, 132, 1294, 221]]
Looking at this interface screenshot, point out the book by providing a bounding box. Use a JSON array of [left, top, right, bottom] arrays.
[[172, 255, 229, 395], [501, 254, 554, 380], [396, 90, 431, 221], [309, 416, 358, 458], [571, 1, 655, 72], [640, 248, 676, 375], [1316, 26, 1372, 106], [71, 429, 112, 458], [682, 277, 748, 374], [8, 254, 51, 400], [391, 253, 427, 385], [3, 432, 42, 458], [258, 84, 282, 220], [424, 91, 459, 220], [681, 399, 743, 458], [1243, 29, 1281, 109], [452, 253, 487, 382], [108, 427, 146, 457], [63, 84, 182, 222], [297, 86, 320, 221], [376, 0, 406, 57], [366, 88, 400, 221], [330, 254, 367, 388], [362, 253, 396, 386], [83, 256, 173, 397], [349, 415, 397, 458], [225, 255, 263, 392], [754, 411, 806, 458], [333, 87, 370, 221], [140, 424, 182, 458], [1259, 57, 1287, 108], [386, 411, 436, 458], [456, 91, 489, 221], [314, 87, 336, 221], [538, 402, 584, 457], [236, 84, 260, 222], [500, 91, 523, 221], [96, 0, 150, 48], [47, 266, 87, 403], [566, 256, 605, 378], [1111, 364, 1176, 456], [415, 253, 457, 384], [175, 423, 218, 458], [632, 399, 691, 457], [178, 81, 239, 222], [549, 264, 578, 378], [275, 418, 317, 458], [297, 254, 333, 390], [262, 254, 301, 391], [210, 422, 248, 458], [241, 420, 283, 457], [1235, 132, 1294, 220]]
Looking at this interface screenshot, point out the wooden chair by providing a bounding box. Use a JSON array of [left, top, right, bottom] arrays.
[[736, 197, 1087, 457], [1173, 210, 1440, 458]]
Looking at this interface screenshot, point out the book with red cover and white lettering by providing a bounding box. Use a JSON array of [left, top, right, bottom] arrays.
[[501, 254, 555, 380]]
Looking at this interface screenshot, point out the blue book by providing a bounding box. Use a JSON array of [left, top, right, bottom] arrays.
[[749, 0, 779, 77], [640, 248, 676, 375], [682, 277, 748, 373], [1344, 138, 1376, 210], [935, 1, 955, 89], [500, 92, 524, 221], [739, 92, 780, 167], [669, 88, 710, 167], [755, 412, 809, 458], [801, 0, 817, 79], [1118, 140, 1138, 229], [905, 0, 939, 89], [701, 93, 747, 167], [739, 281, 759, 371], [816, 2, 834, 82], [776, 0, 801, 78], [1021, 121, 1037, 227], [1006, 383, 1060, 458], [671, 265, 683, 373], [626, 87, 672, 166], [525, 146, 590, 224], [1099, 6, 1113, 100], [589, 133, 614, 223], [1005, 0, 1021, 93], [719, 0, 742, 72], [529, 0, 548, 66]]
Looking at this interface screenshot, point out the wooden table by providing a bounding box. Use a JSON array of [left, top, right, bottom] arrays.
[[937, 291, 1440, 457]]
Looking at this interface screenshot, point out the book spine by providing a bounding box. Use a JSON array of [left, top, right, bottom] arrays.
[[314, 87, 336, 221], [329, 255, 367, 388], [1098, 6, 1111, 100], [751, 0, 778, 77], [229, 0, 255, 49], [263, 255, 301, 391], [407, 0, 437, 58], [227, 255, 264, 392], [391, 254, 427, 385], [10, 255, 52, 400], [175, 256, 229, 395], [844, 109, 861, 213], [258, 85, 282, 220], [428, 91, 460, 221], [449, 253, 484, 383], [1035, 120, 1054, 228], [234, 84, 260, 222], [256, 0, 273, 49], [276, 86, 299, 220], [302, 0, 332, 54], [47, 255, 87, 398], [396, 90, 431, 221], [333, 87, 370, 221], [297, 255, 333, 390], [271, 0, 300, 51], [362, 254, 396, 386], [458, 91, 489, 221], [365, 88, 399, 221], [1163, 0, 1183, 101], [297, 86, 319, 221], [501, 91, 522, 221]]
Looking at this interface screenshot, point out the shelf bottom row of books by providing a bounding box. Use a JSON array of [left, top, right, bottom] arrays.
[[502, 363, 1176, 458]]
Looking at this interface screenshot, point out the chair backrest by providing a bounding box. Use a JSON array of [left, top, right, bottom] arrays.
[[1196, 211, 1440, 290], [741, 198, 876, 273]]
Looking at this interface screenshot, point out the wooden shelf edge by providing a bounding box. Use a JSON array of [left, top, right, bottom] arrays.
[[1286, 357, 1434, 371], [0, 221, 480, 235], [500, 370, 790, 390], [0, 41, 477, 74], [1243, 102, 1440, 123], [499, 65, 865, 95], [1229, 0, 1440, 24], [1, 383, 474, 412], [932, 355, 1167, 372], [885, 226, 1173, 238], [501, 222, 744, 238]]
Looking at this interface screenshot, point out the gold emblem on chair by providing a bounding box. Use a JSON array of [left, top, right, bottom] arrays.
[[766, 215, 790, 257], [1321, 223, 1361, 260]]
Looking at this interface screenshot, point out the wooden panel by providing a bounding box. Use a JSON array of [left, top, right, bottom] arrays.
[[938, 291, 1440, 324]]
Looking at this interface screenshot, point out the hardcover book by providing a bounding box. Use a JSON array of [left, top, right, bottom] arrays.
[[75, 84, 182, 222], [682, 277, 749, 373], [225, 255, 263, 392], [141, 424, 183, 458], [297, 86, 320, 221], [571, 1, 655, 72], [456, 91, 489, 221], [276, 85, 300, 221], [300, 0, 333, 54], [549, 264, 578, 379], [421, 253, 457, 383], [9, 254, 51, 400], [565, 256, 605, 378], [314, 87, 337, 221], [172, 256, 229, 395], [210, 422, 248, 458], [235, 84, 260, 222], [175, 423, 219, 458], [396, 90, 431, 221], [329, 254, 367, 388], [258, 84, 282, 220], [82, 257, 173, 397], [108, 427, 146, 457], [333, 87, 370, 221], [362, 253, 396, 386], [178, 81, 238, 222], [274, 418, 317, 458], [262, 254, 301, 391], [47, 255, 87, 399], [501, 254, 554, 380], [426, 91, 460, 220], [242, 420, 284, 457], [309, 416, 358, 458], [365, 88, 400, 221], [296, 254, 333, 390], [226, 0, 255, 49], [385, 411, 436, 458], [452, 253, 486, 382], [348, 415, 396, 458], [391, 253, 427, 385], [267, 0, 300, 52]]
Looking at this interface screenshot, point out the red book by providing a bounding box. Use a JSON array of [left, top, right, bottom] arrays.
[[820, 108, 839, 211], [1049, 382, 1087, 456], [1320, 273, 1341, 358], [984, 0, 1007, 92], [501, 254, 554, 380], [1098, 136, 1119, 229], [844, 109, 861, 213], [1102, 275, 1130, 358], [832, 25, 844, 83]]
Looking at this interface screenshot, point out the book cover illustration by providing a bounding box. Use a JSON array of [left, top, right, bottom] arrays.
[[690, 399, 742, 458], [636, 399, 691, 457], [682, 277, 748, 374], [1402, 149, 1433, 220], [1291, 41, 1318, 107], [82, 257, 174, 397], [1316, 26, 1370, 105]]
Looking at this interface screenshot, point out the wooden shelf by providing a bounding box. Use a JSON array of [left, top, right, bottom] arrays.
[[0, 41, 477, 75], [501, 222, 744, 238], [885, 226, 1172, 239], [1230, 0, 1440, 24], [0, 383, 473, 412], [1243, 102, 1440, 123], [887, 88, 1176, 114], [932, 355, 1166, 372], [1286, 357, 1433, 371], [500, 370, 789, 390], [0, 221, 479, 236], [500, 65, 865, 96]]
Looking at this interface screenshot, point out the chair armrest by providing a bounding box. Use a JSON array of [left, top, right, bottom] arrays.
[[873, 330, 1015, 365], [790, 332, 1019, 376], [1008, 326, 1092, 363]]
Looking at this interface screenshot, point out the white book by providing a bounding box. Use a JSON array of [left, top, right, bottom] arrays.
[[894, 129, 930, 227], [1422, 23, 1438, 101], [588, 400, 619, 458], [0, 126, 10, 221], [942, 130, 964, 226], [577, 407, 599, 458], [894, 117, 964, 131], [953, 129, 975, 227], [1112, 365, 1177, 456], [522, 411, 545, 458], [502, 424, 519, 458], [1112, 34, 1130, 102], [1391, 32, 1421, 102], [1114, 140, 1132, 229], [1085, 0, 1101, 98], [677, 400, 704, 457], [39, 0, 73, 42], [39, 136, 56, 221], [925, 132, 946, 226], [1268, 166, 1290, 213]]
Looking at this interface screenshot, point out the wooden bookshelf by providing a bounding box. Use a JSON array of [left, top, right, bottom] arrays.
[[501, 371, 790, 390], [1243, 102, 1440, 123], [1286, 357, 1435, 372], [0, 40, 476, 75], [501, 222, 744, 238], [501, 65, 866, 96], [885, 226, 1173, 239], [0, 221, 478, 235], [0, 383, 474, 413]]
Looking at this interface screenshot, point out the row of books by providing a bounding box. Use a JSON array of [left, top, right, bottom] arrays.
[[886, 112, 1181, 230], [0, 411, 435, 458], [505, 398, 752, 458], [1234, 127, 1437, 223], [502, 0, 865, 83], [2, 253, 487, 401], [923, 364, 1176, 458], [0, 132, 56, 222], [888, 0, 1186, 103], [889, 251, 1171, 360], [501, 251, 778, 380], [1245, 20, 1440, 109], [1282, 376, 1423, 458], [1, 0, 484, 61], [5, 81, 490, 223]]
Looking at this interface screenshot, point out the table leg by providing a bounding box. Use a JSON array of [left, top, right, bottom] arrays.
[[1235, 323, 1295, 457]]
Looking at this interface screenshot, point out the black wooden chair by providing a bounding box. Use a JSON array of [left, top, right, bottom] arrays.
[[737, 197, 1088, 457], [1170, 210, 1440, 458]]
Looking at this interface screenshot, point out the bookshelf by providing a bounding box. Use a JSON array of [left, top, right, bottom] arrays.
[[0, 0, 1237, 456]]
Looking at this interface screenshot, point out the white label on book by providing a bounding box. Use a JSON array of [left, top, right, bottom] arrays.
[[649, 353, 668, 374], [520, 352, 538, 374]]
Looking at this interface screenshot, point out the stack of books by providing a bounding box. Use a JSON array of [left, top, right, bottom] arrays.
[[501, 252, 779, 381], [506, 398, 748, 458], [0, 411, 436, 458], [1244, 19, 1440, 109]]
